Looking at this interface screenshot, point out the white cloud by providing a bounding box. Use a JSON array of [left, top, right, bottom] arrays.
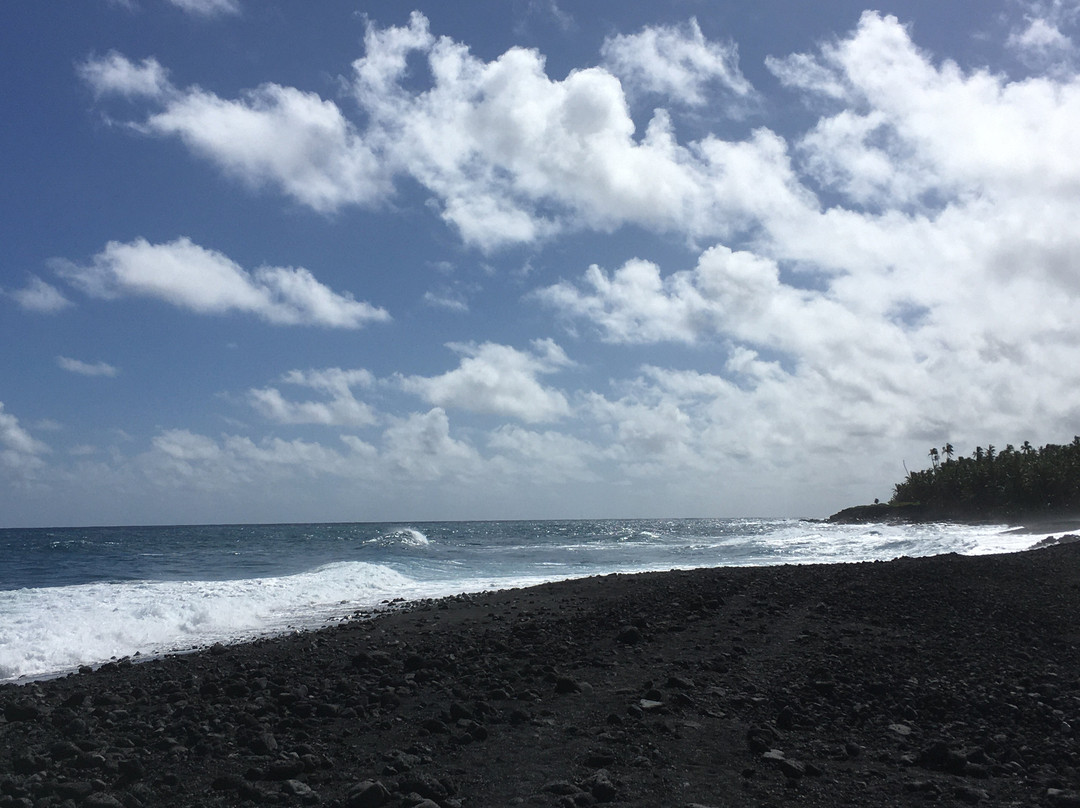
[[166, 0, 240, 18], [1013, 17, 1072, 51], [536, 258, 702, 344], [1007, 1, 1079, 68], [81, 15, 781, 249], [768, 11, 1080, 209], [249, 368, 377, 427], [45, 9, 1080, 520], [79, 11, 1080, 262], [141, 409, 484, 490], [56, 237, 389, 328], [536, 245, 876, 358], [10, 276, 72, 313], [143, 428, 362, 491], [0, 402, 49, 473], [379, 408, 485, 482], [57, 357, 120, 377], [487, 425, 603, 483], [422, 289, 469, 312], [601, 17, 753, 106], [398, 340, 573, 423], [78, 52, 171, 99], [146, 85, 388, 212]]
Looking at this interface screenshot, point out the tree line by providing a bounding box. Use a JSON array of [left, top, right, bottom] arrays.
[[891, 437, 1080, 516]]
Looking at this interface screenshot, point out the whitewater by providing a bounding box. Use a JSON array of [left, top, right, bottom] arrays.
[[0, 518, 1046, 683]]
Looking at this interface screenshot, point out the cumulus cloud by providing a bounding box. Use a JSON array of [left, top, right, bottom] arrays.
[[601, 17, 753, 106], [1007, 1, 1079, 68], [57, 357, 120, 377], [532, 11, 1080, 470], [0, 402, 49, 473], [398, 340, 573, 423], [79, 14, 784, 249], [379, 408, 485, 481], [10, 276, 72, 313], [537, 245, 893, 362], [79, 10, 1080, 262], [1012, 17, 1072, 51], [78, 52, 171, 99], [45, 9, 1080, 518], [248, 368, 377, 427], [147, 84, 388, 212], [767, 11, 1080, 210], [55, 237, 389, 328]]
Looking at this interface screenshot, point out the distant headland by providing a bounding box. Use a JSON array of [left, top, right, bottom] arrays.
[[829, 437, 1080, 529]]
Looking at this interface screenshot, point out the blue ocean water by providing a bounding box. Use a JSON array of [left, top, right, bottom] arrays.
[[0, 518, 1040, 682]]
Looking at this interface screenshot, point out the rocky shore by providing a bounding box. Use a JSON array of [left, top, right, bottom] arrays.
[[3, 543, 1080, 807]]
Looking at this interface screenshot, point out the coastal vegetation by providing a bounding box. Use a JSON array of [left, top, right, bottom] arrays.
[[831, 437, 1080, 522]]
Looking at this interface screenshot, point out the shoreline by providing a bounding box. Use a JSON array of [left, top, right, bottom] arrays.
[[3, 544, 1080, 806], [1, 519, 1048, 687]]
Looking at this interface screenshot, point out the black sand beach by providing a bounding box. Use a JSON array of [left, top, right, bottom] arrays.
[[3, 543, 1080, 807]]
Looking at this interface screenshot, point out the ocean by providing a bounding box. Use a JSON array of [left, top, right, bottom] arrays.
[[0, 517, 1043, 683]]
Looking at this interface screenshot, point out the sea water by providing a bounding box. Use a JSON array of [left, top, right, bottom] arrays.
[[0, 518, 1043, 682]]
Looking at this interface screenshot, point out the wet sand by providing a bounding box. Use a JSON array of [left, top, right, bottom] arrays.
[[3, 543, 1080, 807]]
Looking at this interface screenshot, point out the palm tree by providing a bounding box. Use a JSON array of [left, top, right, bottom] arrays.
[[890, 436, 1080, 516]]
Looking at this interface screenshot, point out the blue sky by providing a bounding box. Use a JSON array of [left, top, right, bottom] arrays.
[[3, 0, 1079, 527]]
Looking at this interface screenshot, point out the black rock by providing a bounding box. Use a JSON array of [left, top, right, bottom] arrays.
[[554, 676, 582, 694], [954, 785, 990, 804], [83, 793, 125, 808], [1048, 790, 1080, 808], [398, 773, 454, 801], [746, 725, 779, 754], [250, 731, 279, 754], [11, 752, 48, 774], [581, 748, 617, 768], [49, 740, 82, 760], [346, 779, 392, 808], [53, 781, 95, 801], [3, 700, 44, 723], [584, 769, 618, 803]]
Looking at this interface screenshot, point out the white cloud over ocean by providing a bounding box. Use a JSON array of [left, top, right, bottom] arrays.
[[398, 340, 574, 424], [0, 403, 49, 474]]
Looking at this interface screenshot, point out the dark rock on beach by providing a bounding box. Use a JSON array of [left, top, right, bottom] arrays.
[[3, 544, 1080, 806]]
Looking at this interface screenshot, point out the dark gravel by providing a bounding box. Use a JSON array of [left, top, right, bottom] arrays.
[[3, 543, 1080, 807]]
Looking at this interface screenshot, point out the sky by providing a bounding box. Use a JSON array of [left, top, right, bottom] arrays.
[[2, 0, 1080, 527]]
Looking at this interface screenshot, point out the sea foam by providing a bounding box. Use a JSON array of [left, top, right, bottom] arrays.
[[0, 561, 414, 682]]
